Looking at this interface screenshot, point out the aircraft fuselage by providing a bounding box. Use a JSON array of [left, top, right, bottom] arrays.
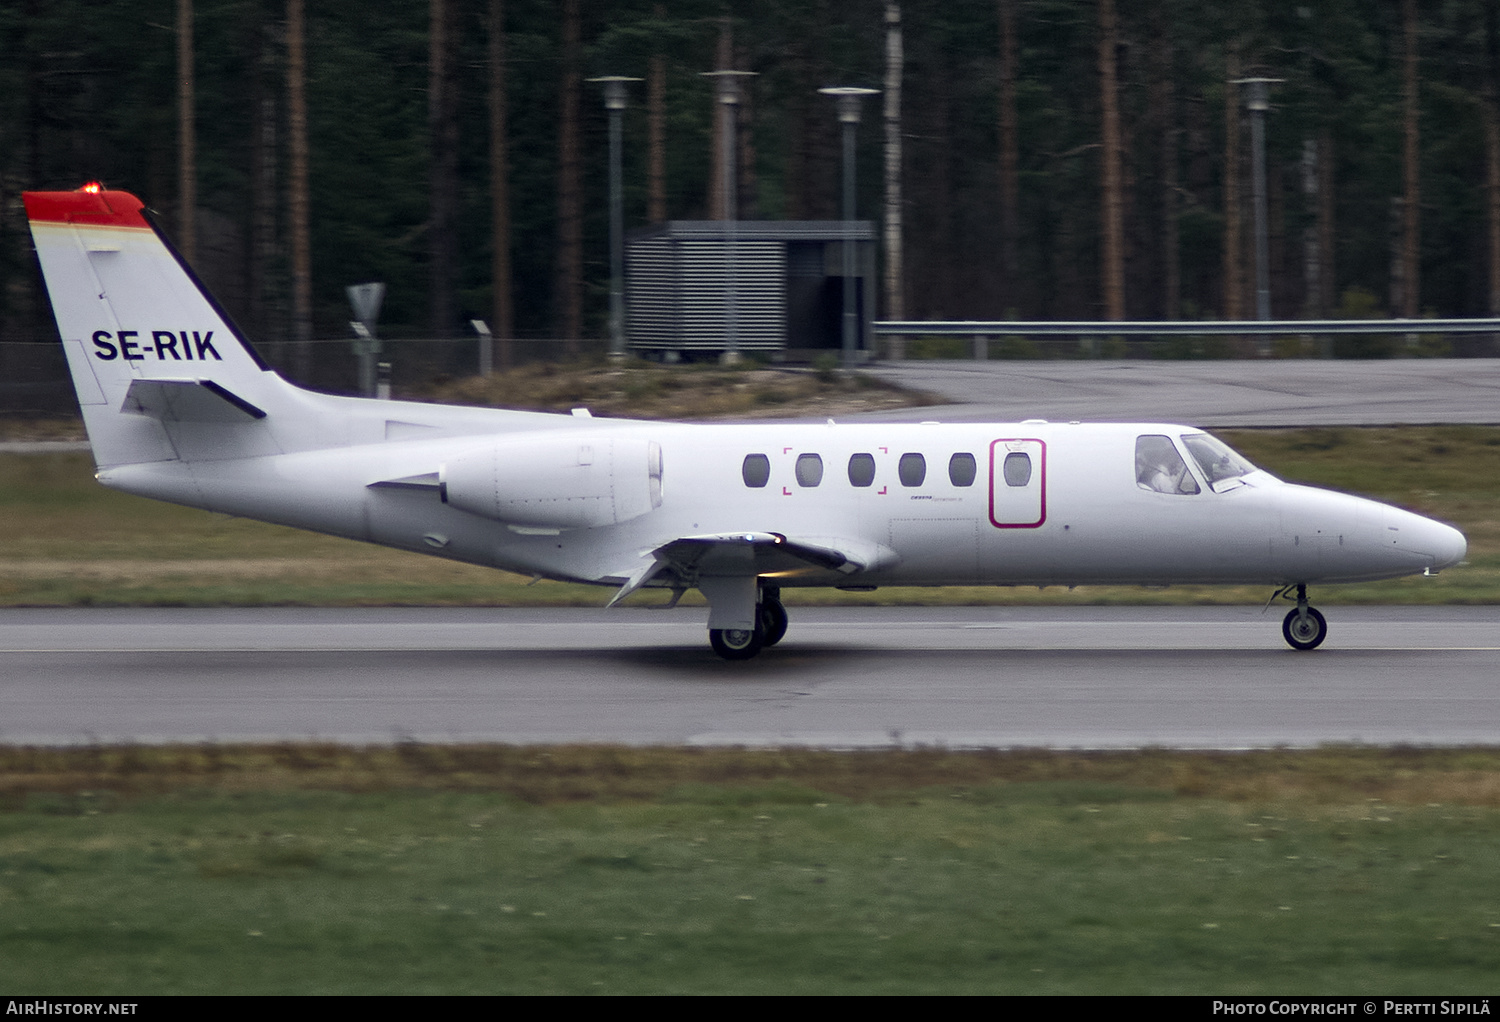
[[98, 416, 1464, 593]]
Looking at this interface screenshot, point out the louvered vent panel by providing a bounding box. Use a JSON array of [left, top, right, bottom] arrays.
[[674, 241, 785, 349], [625, 238, 677, 347]]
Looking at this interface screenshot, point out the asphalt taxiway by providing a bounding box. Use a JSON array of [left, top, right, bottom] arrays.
[[861, 358, 1500, 426], [1, 606, 1496, 748]]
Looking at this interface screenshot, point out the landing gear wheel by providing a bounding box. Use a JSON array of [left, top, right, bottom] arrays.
[[1282, 607, 1328, 651], [710, 626, 764, 661], [759, 599, 788, 647]]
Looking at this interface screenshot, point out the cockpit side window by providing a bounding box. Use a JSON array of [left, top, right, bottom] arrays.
[[1181, 433, 1257, 487], [1135, 435, 1199, 495]]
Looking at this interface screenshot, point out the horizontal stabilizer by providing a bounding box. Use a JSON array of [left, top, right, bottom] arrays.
[[123, 378, 267, 423]]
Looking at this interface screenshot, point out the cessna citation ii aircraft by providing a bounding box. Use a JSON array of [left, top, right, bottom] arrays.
[[25, 185, 1468, 659]]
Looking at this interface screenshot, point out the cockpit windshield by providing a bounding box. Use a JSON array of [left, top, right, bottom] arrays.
[[1181, 433, 1258, 488]]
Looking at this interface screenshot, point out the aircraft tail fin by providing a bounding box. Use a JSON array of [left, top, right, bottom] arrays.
[[24, 184, 288, 467]]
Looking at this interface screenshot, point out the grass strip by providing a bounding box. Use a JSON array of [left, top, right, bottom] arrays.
[[2, 745, 1499, 994]]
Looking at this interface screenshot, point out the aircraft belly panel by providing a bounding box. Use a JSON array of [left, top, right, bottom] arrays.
[[978, 525, 1065, 584], [888, 518, 978, 583]]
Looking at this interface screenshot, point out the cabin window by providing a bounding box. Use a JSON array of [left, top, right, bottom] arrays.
[[742, 453, 771, 488], [949, 453, 977, 487], [1002, 452, 1032, 487], [795, 453, 824, 487], [1135, 435, 1199, 495], [848, 452, 876, 487], [898, 452, 926, 487]]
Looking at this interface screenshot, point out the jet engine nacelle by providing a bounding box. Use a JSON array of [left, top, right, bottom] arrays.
[[440, 435, 662, 530]]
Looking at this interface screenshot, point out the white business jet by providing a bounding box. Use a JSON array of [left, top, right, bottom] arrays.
[[24, 185, 1467, 659]]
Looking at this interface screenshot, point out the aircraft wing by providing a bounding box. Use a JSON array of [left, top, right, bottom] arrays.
[[605, 531, 897, 607]]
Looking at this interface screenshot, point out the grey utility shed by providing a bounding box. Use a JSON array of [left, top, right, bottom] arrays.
[[626, 220, 876, 358]]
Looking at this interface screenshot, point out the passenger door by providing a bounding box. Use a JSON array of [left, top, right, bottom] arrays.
[[989, 438, 1046, 528]]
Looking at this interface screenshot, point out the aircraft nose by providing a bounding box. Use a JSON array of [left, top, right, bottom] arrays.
[[1390, 509, 1467, 572], [1424, 519, 1468, 571]]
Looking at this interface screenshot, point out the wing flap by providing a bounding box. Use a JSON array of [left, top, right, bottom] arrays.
[[604, 531, 898, 605], [605, 556, 669, 608]]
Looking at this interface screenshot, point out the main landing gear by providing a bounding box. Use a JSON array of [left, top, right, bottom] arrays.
[[1276, 583, 1328, 651], [708, 588, 787, 661], [759, 590, 789, 647]]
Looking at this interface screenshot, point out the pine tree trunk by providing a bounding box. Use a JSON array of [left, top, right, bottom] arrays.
[[1098, 0, 1125, 321], [1152, 6, 1178, 319], [488, 0, 513, 366], [648, 3, 667, 224], [1486, 2, 1500, 351], [429, 0, 460, 339], [1301, 138, 1320, 320], [1401, 0, 1420, 320], [997, 0, 1018, 309], [176, 0, 196, 264], [554, 0, 582, 349], [1319, 128, 1335, 318], [250, 12, 281, 360], [928, 65, 955, 318], [286, 0, 313, 381], [884, 1, 904, 329]]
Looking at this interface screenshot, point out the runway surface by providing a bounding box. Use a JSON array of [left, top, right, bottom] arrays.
[[2, 606, 1497, 748], [861, 358, 1500, 426]]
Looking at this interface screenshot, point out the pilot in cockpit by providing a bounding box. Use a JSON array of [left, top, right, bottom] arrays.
[[1135, 435, 1199, 495]]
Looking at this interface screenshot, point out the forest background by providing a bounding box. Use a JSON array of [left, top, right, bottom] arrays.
[[2, 0, 1499, 406]]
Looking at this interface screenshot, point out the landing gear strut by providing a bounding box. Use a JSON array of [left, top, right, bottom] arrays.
[[1278, 583, 1328, 651]]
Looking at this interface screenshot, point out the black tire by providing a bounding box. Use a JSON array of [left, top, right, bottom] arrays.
[[710, 626, 763, 660], [1282, 607, 1328, 651], [759, 599, 789, 647]]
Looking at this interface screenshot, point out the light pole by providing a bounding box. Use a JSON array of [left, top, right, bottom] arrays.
[[1233, 76, 1282, 343], [587, 76, 641, 360], [701, 69, 756, 362], [819, 86, 879, 367]]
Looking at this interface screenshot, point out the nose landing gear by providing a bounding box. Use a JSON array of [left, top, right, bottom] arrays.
[[1276, 583, 1328, 651]]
